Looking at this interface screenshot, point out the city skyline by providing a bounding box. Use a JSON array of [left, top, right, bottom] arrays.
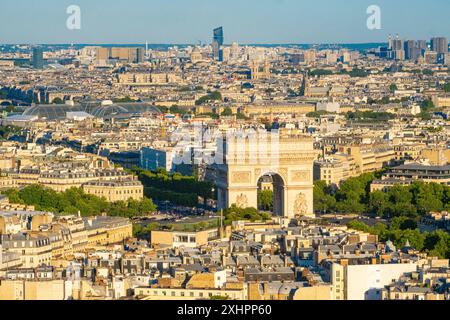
[[1, 0, 450, 44], [1, 1, 450, 306]]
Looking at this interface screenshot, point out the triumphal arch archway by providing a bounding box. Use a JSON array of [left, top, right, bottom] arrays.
[[215, 130, 317, 219]]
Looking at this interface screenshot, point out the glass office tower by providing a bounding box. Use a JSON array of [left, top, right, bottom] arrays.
[[32, 47, 44, 69], [213, 27, 224, 61]]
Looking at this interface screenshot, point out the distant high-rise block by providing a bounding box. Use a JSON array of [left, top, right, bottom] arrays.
[[416, 40, 428, 57], [32, 47, 44, 69], [96, 47, 110, 62], [404, 40, 416, 60], [213, 27, 224, 61], [431, 37, 448, 54], [130, 47, 145, 63], [417, 40, 428, 51], [391, 39, 403, 51], [95, 47, 144, 64], [378, 46, 389, 58]]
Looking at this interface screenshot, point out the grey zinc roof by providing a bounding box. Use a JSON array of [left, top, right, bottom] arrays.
[[261, 255, 284, 265], [236, 255, 259, 266]]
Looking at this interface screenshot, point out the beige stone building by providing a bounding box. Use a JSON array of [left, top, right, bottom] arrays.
[[421, 148, 450, 166], [0, 155, 15, 171], [247, 281, 331, 300], [0, 280, 67, 300], [371, 164, 450, 192], [293, 285, 332, 300], [36, 170, 134, 193], [242, 102, 315, 117], [0, 233, 53, 268], [82, 179, 144, 202], [151, 228, 224, 249], [0, 175, 16, 190], [314, 159, 347, 186], [432, 95, 450, 108], [335, 144, 395, 175], [393, 143, 425, 162], [135, 286, 246, 300], [84, 216, 133, 247]]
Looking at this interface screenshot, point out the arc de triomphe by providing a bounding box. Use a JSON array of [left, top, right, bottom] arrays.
[[214, 131, 317, 219]]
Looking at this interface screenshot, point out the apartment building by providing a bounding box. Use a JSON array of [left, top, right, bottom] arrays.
[[0, 233, 53, 268], [82, 179, 144, 202], [151, 228, 222, 249], [324, 261, 418, 300], [371, 164, 450, 191]]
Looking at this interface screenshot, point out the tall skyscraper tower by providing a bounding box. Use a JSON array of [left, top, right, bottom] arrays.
[[391, 34, 403, 51], [404, 40, 419, 61], [32, 47, 44, 69], [213, 27, 224, 61], [431, 37, 448, 54], [133, 47, 145, 63], [417, 40, 428, 51]]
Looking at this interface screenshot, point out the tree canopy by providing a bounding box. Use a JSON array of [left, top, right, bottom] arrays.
[[314, 174, 450, 217], [130, 167, 214, 207], [347, 218, 450, 259], [221, 107, 233, 117], [223, 205, 271, 225], [195, 91, 222, 105], [258, 190, 274, 211], [3, 185, 156, 218]]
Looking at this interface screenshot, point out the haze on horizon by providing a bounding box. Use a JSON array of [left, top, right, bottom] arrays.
[[0, 0, 449, 45]]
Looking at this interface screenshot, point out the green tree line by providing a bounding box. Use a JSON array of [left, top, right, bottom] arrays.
[[314, 175, 450, 217], [223, 205, 271, 226], [3, 185, 156, 218], [347, 219, 450, 259], [346, 111, 396, 121], [130, 167, 214, 207], [195, 91, 222, 105], [258, 190, 274, 211], [0, 125, 21, 140]]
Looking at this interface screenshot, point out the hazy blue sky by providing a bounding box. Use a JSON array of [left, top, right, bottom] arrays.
[[0, 0, 448, 44]]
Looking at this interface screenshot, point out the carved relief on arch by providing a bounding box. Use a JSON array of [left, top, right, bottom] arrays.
[[294, 193, 308, 217], [291, 170, 311, 183], [231, 171, 252, 184], [236, 193, 249, 208]]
